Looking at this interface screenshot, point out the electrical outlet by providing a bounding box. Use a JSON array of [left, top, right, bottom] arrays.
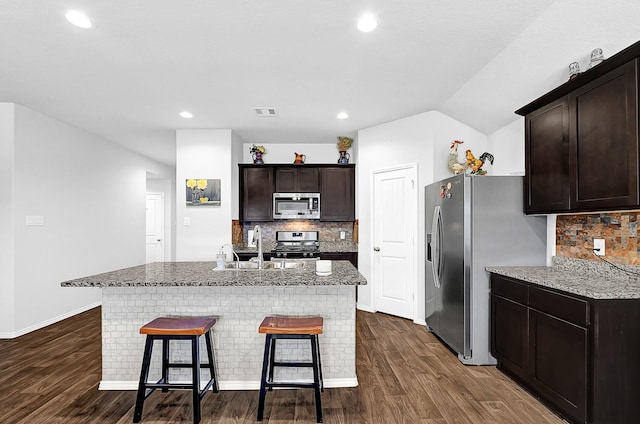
[[340, 231, 346, 240], [593, 238, 605, 256]]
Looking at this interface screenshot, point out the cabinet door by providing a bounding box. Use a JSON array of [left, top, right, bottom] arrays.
[[275, 168, 296, 192], [524, 98, 570, 213], [569, 59, 639, 211], [297, 167, 319, 192], [275, 167, 319, 192], [491, 294, 528, 381], [320, 166, 355, 221], [241, 167, 274, 221], [529, 310, 588, 423]]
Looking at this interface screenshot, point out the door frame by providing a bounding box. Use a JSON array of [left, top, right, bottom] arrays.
[[146, 192, 165, 263], [370, 163, 419, 322]]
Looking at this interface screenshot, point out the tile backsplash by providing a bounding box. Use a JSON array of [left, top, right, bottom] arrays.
[[241, 221, 356, 244], [556, 212, 639, 264]]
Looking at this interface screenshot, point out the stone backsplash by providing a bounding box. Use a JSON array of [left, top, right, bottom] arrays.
[[556, 212, 639, 265], [241, 220, 356, 244]]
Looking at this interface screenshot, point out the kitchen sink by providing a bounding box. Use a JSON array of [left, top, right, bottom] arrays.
[[213, 261, 308, 270]]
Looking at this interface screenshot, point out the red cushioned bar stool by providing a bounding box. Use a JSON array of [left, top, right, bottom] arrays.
[[133, 317, 219, 424], [257, 316, 324, 423]]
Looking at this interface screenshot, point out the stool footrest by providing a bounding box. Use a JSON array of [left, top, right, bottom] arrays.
[[266, 381, 317, 388], [165, 362, 214, 369], [272, 361, 314, 367]]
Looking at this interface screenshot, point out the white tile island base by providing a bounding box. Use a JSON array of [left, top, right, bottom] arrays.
[[99, 285, 357, 390]]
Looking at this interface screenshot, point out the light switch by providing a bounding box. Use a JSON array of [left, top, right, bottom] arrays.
[[26, 215, 44, 226], [184, 217, 191, 226], [340, 231, 346, 240]]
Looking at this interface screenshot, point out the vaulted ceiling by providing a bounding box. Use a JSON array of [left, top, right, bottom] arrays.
[[1, 0, 639, 165]]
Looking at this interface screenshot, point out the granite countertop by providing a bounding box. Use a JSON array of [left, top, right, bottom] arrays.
[[487, 256, 640, 299], [61, 260, 367, 288]]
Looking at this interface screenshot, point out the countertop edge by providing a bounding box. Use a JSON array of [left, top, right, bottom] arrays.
[[486, 265, 640, 299]]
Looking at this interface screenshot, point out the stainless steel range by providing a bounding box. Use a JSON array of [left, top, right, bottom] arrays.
[[271, 231, 320, 259]]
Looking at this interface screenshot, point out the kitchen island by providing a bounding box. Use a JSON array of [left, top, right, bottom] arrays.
[[61, 260, 366, 390]]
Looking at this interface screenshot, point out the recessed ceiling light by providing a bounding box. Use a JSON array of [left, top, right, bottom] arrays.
[[65, 10, 94, 29], [179, 111, 193, 119], [337, 112, 349, 120], [357, 14, 378, 32]]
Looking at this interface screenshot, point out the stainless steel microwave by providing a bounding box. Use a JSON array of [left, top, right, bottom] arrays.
[[273, 193, 320, 219]]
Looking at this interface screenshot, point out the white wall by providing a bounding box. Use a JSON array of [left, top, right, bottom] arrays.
[[1, 103, 173, 337], [356, 110, 487, 322], [176, 130, 234, 260], [0, 104, 15, 334], [487, 118, 525, 175], [231, 132, 246, 220], [242, 143, 349, 165]]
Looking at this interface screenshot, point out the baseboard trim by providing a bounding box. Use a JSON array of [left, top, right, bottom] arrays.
[[99, 377, 359, 391], [0, 301, 102, 339], [356, 304, 376, 313]]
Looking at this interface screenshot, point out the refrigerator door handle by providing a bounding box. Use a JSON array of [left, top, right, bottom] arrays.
[[431, 206, 443, 289]]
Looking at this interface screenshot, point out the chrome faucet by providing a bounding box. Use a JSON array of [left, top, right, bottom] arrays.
[[253, 225, 263, 269]]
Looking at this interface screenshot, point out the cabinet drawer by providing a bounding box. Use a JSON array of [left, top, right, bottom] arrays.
[[529, 286, 589, 326], [490, 275, 528, 305]]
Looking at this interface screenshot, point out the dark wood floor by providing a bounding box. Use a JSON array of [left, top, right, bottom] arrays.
[[0, 307, 563, 423]]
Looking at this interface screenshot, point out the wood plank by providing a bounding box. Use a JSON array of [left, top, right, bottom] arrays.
[[0, 308, 565, 423]]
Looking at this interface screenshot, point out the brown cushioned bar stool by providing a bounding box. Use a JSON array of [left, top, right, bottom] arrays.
[[257, 316, 324, 423], [133, 317, 219, 424]]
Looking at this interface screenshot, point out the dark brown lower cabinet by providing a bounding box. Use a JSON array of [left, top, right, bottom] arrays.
[[319, 252, 357, 268], [490, 274, 640, 424]]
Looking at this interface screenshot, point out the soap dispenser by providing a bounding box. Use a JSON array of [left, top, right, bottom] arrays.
[[216, 249, 226, 269]]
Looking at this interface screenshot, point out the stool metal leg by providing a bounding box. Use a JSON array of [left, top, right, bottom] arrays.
[[310, 335, 323, 423], [191, 336, 201, 424], [257, 334, 272, 421], [267, 336, 277, 391], [315, 335, 324, 392], [161, 338, 170, 392], [204, 331, 219, 392], [133, 336, 154, 423]]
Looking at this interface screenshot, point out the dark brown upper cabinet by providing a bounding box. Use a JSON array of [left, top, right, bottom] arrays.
[[517, 41, 640, 214], [239, 166, 274, 221], [239, 164, 355, 222], [274, 166, 319, 193], [320, 165, 355, 221], [524, 98, 570, 213]]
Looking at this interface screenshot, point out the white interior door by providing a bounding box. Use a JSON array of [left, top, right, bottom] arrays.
[[372, 165, 417, 320], [146, 193, 164, 263]]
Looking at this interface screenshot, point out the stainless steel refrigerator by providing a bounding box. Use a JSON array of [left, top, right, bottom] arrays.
[[425, 174, 546, 365]]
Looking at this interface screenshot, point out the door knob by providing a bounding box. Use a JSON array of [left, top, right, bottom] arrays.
[[373, 247, 380, 252]]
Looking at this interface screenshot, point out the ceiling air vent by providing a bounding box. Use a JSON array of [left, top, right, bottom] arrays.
[[253, 107, 278, 117]]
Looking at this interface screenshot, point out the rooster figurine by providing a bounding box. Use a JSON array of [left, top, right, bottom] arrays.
[[465, 150, 494, 175], [448, 140, 468, 174]]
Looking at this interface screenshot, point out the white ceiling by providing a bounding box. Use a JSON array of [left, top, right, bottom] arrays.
[[1, 0, 639, 166]]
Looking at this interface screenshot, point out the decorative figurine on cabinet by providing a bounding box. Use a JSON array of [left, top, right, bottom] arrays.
[[448, 140, 468, 174], [447, 140, 494, 175], [294, 152, 306, 164], [465, 150, 494, 175]]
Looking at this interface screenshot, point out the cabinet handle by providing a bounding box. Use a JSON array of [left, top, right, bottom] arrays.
[[373, 247, 380, 252]]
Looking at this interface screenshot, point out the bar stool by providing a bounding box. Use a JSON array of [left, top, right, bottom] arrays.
[[133, 316, 219, 424], [257, 316, 324, 423]]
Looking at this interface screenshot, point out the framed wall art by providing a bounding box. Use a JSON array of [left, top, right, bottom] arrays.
[[186, 179, 221, 206]]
